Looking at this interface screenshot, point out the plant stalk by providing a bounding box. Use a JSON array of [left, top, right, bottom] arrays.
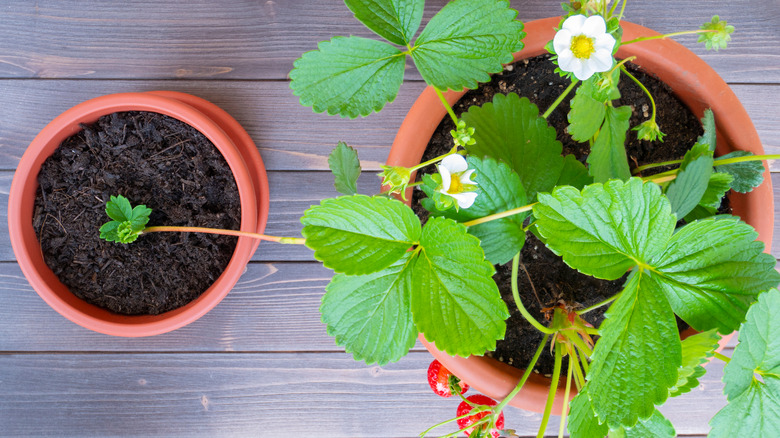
[[434, 87, 459, 126], [142, 226, 306, 244], [494, 333, 552, 413], [558, 354, 575, 438], [576, 294, 618, 315], [537, 342, 564, 438], [713, 351, 731, 363], [622, 29, 719, 46], [463, 203, 536, 227], [511, 253, 556, 335], [542, 79, 579, 119]]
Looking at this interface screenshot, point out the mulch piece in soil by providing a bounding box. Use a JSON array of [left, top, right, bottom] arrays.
[[414, 54, 710, 375], [33, 111, 241, 315]]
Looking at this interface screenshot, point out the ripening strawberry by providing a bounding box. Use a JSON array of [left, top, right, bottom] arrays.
[[427, 359, 469, 397], [456, 394, 505, 438]]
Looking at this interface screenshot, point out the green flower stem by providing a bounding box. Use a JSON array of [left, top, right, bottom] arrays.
[[537, 342, 564, 438], [646, 174, 677, 185], [632, 158, 683, 175], [713, 351, 731, 363], [714, 153, 780, 167], [622, 29, 719, 46], [142, 226, 306, 244], [419, 409, 491, 438], [621, 65, 657, 123], [511, 253, 556, 335], [558, 355, 575, 438], [409, 151, 457, 172], [605, 56, 636, 77], [564, 331, 594, 358], [578, 346, 590, 375], [463, 203, 537, 227], [542, 79, 579, 119], [434, 87, 459, 126], [379, 181, 422, 196], [576, 294, 618, 315], [570, 350, 587, 389], [494, 333, 552, 413], [608, 0, 621, 16]]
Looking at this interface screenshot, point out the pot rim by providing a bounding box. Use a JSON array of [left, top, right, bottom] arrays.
[[388, 17, 773, 412], [8, 91, 268, 337]]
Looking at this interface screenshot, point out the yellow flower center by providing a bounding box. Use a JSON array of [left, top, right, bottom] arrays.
[[448, 174, 463, 194], [570, 34, 596, 59]]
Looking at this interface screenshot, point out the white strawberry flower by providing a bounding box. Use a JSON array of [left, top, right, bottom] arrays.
[[553, 15, 616, 81], [436, 154, 478, 209]]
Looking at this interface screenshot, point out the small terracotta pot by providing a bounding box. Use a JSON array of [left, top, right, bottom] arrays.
[[387, 17, 774, 412], [8, 91, 269, 337]]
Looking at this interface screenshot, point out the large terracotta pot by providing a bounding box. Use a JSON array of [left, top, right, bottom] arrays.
[[387, 17, 774, 412], [8, 91, 269, 337]]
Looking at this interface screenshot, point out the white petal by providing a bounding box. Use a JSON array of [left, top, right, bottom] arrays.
[[557, 50, 576, 72], [577, 60, 595, 80], [553, 29, 573, 54], [452, 192, 478, 209], [590, 50, 613, 71], [562, 14, 587, 32], [460, 169, 477, 185], [594, 33, 616, 51], [581, 15, 606, 37], [437, 163, 451, 192], [440, 154, 468, 173]]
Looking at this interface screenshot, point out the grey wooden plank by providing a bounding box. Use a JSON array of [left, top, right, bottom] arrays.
[[0, 1, 776, 83], [1, 81, 777, 172], [0, 170, 382, 262], [0, 351, 728, 437], [0, 80, 425, 171]]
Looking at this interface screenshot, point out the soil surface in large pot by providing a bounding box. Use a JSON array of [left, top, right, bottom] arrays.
[[413, 54, 710, 375], [33, 111, 240, 315]]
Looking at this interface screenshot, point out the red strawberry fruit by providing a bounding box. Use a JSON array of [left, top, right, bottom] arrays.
[[456, 394, 504, 438], [427, 359, 469, 397]]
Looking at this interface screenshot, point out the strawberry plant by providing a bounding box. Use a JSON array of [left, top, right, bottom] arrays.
[[100, 0, 780, 436]]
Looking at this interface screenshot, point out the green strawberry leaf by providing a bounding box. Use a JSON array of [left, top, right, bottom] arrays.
[[669, 329, 721, 397], [568, 387, 608, 438], [608, 409, 676, 438], [461, 93, 567, 201], [710, 288, 780, 437], [301, 195, 421, 275], [99, 221, 121, 242], [654, 217, 780, 333], [321, 254, 417, 365], [423, 156, 529, 265], [664, 142, 714, 219], [344, 0, 424, 46], [587, 105, 632, 183], [411, 0, 525, 91], [533, 178, 675, 280], [683, 171, 733, 222], [698, 108, 716, 152], [554, 155, 593, 190], [587, 270, 681, 429], [568, 78, 608, 142], [715, 151, 765, 193], [129, 204, 152, 231], [328, 142, 362, 195], [411, 216, 508, 357], [290, 36, 405, 118], [106, 195, 133, 222]]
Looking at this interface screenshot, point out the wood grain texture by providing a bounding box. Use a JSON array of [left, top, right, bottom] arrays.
[[0, 351, 728, 437], [0, 81, 777, 172], [1, 0, 776, 82]]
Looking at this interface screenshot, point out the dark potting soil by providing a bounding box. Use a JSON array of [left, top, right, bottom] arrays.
[[413, 54, 711, 375], [33, 111, 241, 315]]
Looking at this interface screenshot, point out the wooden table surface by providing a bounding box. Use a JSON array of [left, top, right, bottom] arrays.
[[1, 1, 778, 436]]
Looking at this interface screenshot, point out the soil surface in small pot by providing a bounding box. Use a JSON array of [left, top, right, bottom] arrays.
[[34, 111, 240, 315], [414, 54, 711, 375]]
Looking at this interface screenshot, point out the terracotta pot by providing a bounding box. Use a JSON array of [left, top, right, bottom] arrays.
[[8, 91, 269, 337], [387, 17, 774, 412]]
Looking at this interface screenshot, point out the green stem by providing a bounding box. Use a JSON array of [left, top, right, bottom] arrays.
[[621, 65, 657, 123], [379, 181, 422, 196], [605, 56, 636, 78], [409, 151, 457, 172], [558, 354, 575, 438], [713, 351, 731, 364], [419, 409, 492, 438], [577, 295, 618, 315], [434, 87, 459, 126], [563, 331, 594, 358], [537, 342, 564, 438], [570, 350, 587, 389], [622, 29, 719, 46], [463, 203, 536, 227], [617, 0, 628, 21], [511, 253, 556, 335], [495, 333, 551, 413], [632, 158, 683, 175], [714, 154, 780, 167], [608, 0, 620, 16], [542, 79, 579, 119], [142, 226, 305, 244]]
